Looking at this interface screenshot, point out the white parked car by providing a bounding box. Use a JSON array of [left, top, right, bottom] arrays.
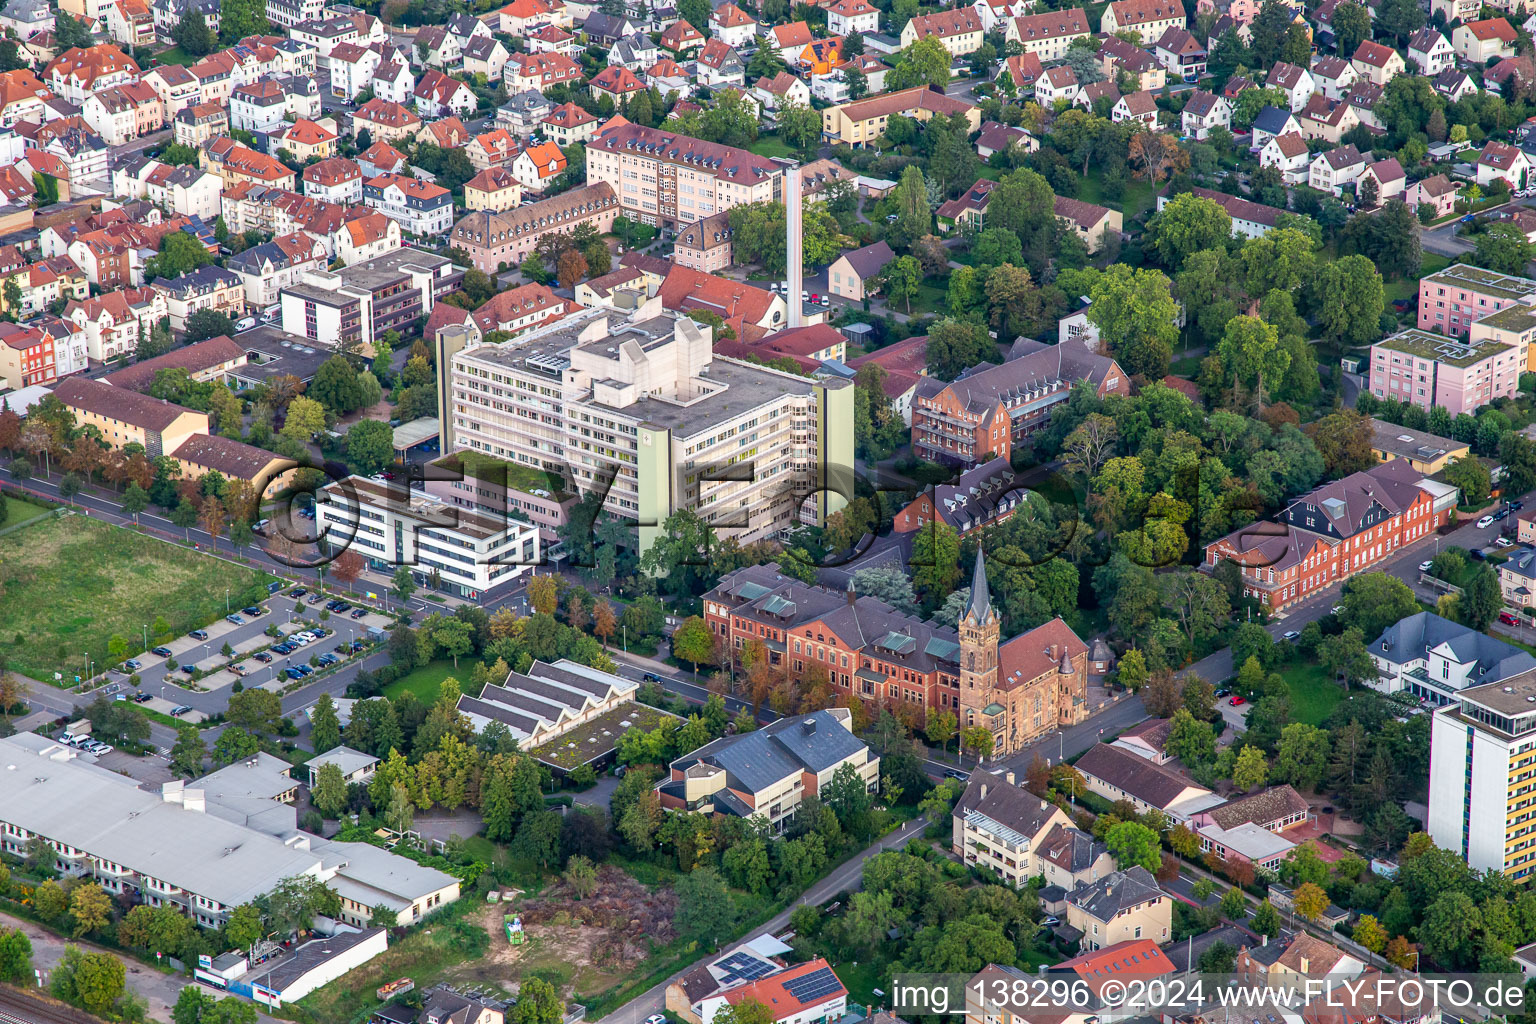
[[1497, 536, 1514, 547], [1478, 515, 1496, 528], [1419, 559, 1434, 571]]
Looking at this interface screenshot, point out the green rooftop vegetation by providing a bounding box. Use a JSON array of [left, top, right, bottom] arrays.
[[433, 451, 571, 498], [1377, 329, 1512, 368], [530, 701, 677, 770], [1424, 263, 1536, 302]]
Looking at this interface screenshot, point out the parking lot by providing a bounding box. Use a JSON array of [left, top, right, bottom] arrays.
[[103, 590, 393, 711]]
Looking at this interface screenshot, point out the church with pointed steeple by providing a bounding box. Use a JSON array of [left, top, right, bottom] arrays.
[[957, 549, 1092, 758]]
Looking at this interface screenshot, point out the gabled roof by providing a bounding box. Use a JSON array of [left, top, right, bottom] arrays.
[[54, 374, 200, 432], [1065, 866, 1164, 922], [1073, 742, 1209, 809], [907, 7, 982, 37]]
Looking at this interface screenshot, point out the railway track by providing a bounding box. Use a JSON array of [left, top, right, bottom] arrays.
[[0, 986, 100, 1024]]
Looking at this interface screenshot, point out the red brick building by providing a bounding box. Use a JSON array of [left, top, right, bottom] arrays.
[[704, 564, 964, 719], [1203, 460, 1441, 611], [912, 338, 1129, 465]]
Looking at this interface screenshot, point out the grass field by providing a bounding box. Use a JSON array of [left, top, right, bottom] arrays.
[[152, 45, 200, 65], [1280, 660, 1346, 726], [0, 515, 276, 683], [1, 492, 53, 529], [747, 135, 797, 159], [383, 658, 462, 702]]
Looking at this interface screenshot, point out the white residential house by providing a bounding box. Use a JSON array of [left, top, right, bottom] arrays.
[[1478, 140, 1531, 190], [1264, 60, 1313, 111], [708, 3, 758, 46], [362, 173, 454, 236], [1260, 132, 1311, 183], [1357, 157, 1406, 204], [1180, 89, 1229, 139], [1408, 28, 1455, 76], [1309, 55, 1358, 99], [827, 0, 879, 36], [1035, 65, 1080, 107], [1112, 90, 1159, 128], [372, 60, 414, 104], [1308, 144, 1367, 196], [1250, 105, 1300, 150]]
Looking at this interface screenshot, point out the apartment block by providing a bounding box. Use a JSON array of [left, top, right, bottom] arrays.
[[656, 708, 878, 829], [448, 302, 853, 554], [1368, 327, 1523, 415], [820, 85, 979, 148], [911, 338, 1127, 467], [1417, 264, 1536, 337], [951, 773, 1112, 889], [448, 183, 618, 273], [585, 121, 784, 230], [1428, 669, 1536, 878], [52, 375, 208, 456]]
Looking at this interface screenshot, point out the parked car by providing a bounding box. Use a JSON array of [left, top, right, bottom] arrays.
[[243, 606, 263, 617], [1472, 548, 1488, 560], [307, 594, 323, 605], [318, 653, 339, 666], [1478, 515, 1496, 528], [124, 659, 141, 671], [289, 587, 306, 597], [169, 705, 192, 717], [226, 614, 244, 625], [1497, 536, 1514, 547], [286, 667, 305, 679], [132, 692, 150, 703], [254, 652, 273, 663], [1495, 508, 1511, 521], [181, 665, 196, 676], [351, 608, 368, 619], [642, 672, 664, 683], [1501, 611, 1521, 625], [189, 629, 208, 640], [1281, 630, 1300, 641], [1214, 688, 1230, 697], [1419, 559, 1434, 572], [1229, 695, 1246, 706], [151, 646, 172, 657], [231, 665, 246, 676]]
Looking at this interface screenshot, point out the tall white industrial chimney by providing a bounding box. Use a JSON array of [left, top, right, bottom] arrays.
[[786, 164, 802, 328]]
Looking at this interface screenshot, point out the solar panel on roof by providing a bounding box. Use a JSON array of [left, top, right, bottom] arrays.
[[784, 968, 840, 1004]]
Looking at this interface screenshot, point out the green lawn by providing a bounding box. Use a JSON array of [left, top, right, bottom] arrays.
[[0, 515, 276, 683], [435, 451, 569, 497], [747, 136, 797, 159], [1385, 253, 1450, 306], [1279, 660, 1346, 726], [383, 658, 463, 702], [1, 492, 53, 529], [152, 45, 200, 65], [1075, 171, 1157, 222]]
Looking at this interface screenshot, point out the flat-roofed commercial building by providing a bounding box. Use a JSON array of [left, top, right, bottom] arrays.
[[315, 475, 540, 599], [0, 733, 458, 930], [447, 300, 853, 555]]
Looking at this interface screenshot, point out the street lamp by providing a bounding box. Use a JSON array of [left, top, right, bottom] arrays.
[[142, 624, 148, 650], [226, 587, 230, 613]]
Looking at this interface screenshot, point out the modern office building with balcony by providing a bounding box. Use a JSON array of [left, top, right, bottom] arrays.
[[314, 476, 540, 599], [446, 299, 853, 555], [280, 247, 464, 352]]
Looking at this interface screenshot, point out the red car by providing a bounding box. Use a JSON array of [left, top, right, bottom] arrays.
[[1501, 612, 1521, 626], [1229, 695, 1246, 706]]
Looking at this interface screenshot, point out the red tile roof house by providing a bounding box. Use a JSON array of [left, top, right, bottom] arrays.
[[1479, 140, 1531, 191], [714, 322, 846, 372], [1405, 173, 1459, 219], [848, 334, 927, 423]]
